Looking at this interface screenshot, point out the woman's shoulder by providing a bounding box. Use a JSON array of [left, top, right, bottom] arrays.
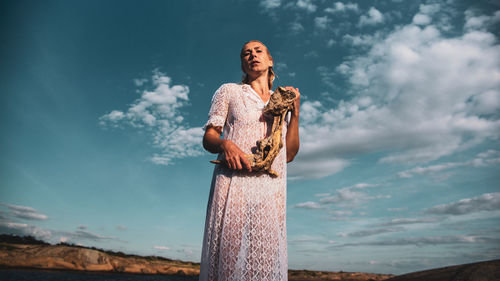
[[216, 82, 244, 92]]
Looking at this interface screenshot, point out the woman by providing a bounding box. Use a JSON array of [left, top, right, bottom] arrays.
[[200, 40, 300, 281]]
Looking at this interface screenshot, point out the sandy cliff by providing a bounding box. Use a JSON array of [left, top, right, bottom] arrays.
[[0, 242, 199, 275], [0, 242, 394, 280]]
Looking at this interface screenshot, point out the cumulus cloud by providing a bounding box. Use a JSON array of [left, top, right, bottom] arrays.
[[465, 9, 500, 31], [2, 203, 48, 220], [100, 70, 204, 165], [342, 33, 380, 47], [376, 217, 443, 227], [412, 3, 440, 26], [325, 2, 359, 14], [294, 183, 387, 211], [296, 0, 317, 13], [293, 201, 325, 209], [359, 7, 384, 26], [387, 207, 408, 212], [332, 235, 496, 248], [68, 230, 118, 242], [290, 21, 305, 33], [276, 62, 288, 71], [314, 16, 329, 30], [116, 225, 127, 231], [425, 193, 500, 215], [318, 184, 389, 207], [397, 162, 466, 178], [0, 221, 52, 241], [290, 10, 500, 179], [154, 245, 171, 250], [338, 227, 405, 238], [398, 150, 500, 178], [260, 0, 281, 10], [133, 78, 148, 87], [288, 156, 348, 180]]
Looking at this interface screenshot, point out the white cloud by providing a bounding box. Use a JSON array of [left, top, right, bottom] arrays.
[[276, 62, 288, 71], [293, 183, 385, 212], [260, 0, 281, 10], [314, 16, 329, 30], [292, 11, 500, 179], [12, 211, 49, 220], [425, 193, 500, 215], [412, 14, 431, 25], [288, 156, 348, 180], [332, 235, 495, 248], [133, 78, 148, 87], [359, 7, 384, 26], [116, 225, 127, 231], [325, 2, 358, 14], [330, 210, 352, 217], [412, 4, 440, 26], [465, 9, 500, 31], [0, 221, 52, 241], [154, 245, 171, 250], [397, 162, 466, 178], [342, 33, 380, 47], [338, 227, 405, 237], [319, 183, 387, 208], [70, 230, 118, 241], [296, 0, 316, 13], [2, 203, 48, 220], [293, 201, 325, 209], [419, 3, 440, 15], [376, 217, 443, 227], [290, 21, 305, 33], [398, 150, 500, 178], [387, 208, 408, 212], [100, 70, 204, 165]]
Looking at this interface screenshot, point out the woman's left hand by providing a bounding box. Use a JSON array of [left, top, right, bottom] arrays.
[[284, 86, 300, 116]]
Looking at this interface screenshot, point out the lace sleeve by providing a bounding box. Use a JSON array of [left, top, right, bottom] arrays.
[[203, 84, 230, 131]]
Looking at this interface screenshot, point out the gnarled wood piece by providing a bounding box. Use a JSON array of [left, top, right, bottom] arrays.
[[211, 87, 297, 177]]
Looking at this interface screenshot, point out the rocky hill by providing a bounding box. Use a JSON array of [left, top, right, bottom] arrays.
[[386, 259, 500, 281], [0, 241, 394, 280], [0, 242, 199, 275], [2, 235, 498, 280]]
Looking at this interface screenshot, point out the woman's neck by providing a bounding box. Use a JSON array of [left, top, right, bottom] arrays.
[[247, 75, 270, 97]]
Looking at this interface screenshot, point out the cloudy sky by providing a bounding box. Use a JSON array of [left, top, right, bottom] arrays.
[[1, 0, 499, 275]]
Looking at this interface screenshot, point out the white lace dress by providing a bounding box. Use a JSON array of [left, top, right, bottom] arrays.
[[200, 83, 288, 281]]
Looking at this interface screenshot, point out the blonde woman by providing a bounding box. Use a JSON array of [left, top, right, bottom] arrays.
[[200, 40, 300, 281]]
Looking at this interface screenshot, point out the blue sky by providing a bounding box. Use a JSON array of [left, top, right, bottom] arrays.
[[1, 0, 499, 275]]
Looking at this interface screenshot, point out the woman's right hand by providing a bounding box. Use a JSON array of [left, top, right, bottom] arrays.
[[220, 140, 252, 172]]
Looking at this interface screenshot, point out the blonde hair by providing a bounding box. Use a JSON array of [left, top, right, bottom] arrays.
[[240, 40, 275, 89]]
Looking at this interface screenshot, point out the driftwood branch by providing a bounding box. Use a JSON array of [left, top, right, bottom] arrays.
[[211, 87, 297, 177]]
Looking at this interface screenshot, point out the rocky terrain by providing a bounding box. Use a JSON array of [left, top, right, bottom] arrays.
[[0, 241, 393, 280], [386, 259, 500, 281], [288, 269, 393, 280], [0, 242, 199, 275], [1, 235, 498, 280]]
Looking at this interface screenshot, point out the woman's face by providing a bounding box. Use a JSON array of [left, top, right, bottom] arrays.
[[241, 41, 273, 76]]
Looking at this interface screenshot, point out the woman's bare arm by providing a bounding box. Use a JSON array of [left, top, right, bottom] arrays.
[[285, 87, 300, 163], [203, 126, 252, 171]]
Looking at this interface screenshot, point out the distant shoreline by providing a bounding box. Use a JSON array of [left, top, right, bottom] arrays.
[[0, 234, 394, 281]]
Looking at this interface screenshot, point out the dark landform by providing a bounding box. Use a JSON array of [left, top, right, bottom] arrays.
[[386, 259, 500, 281], [1, 234, 498, 280]]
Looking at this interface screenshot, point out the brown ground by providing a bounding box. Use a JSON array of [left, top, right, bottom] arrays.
[[2, 241, 498, 281], [0, 242, 199, 275], [386, 259, 500, 281]]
